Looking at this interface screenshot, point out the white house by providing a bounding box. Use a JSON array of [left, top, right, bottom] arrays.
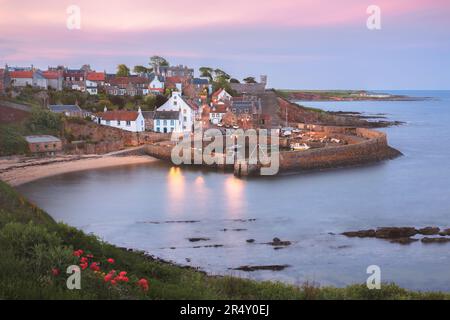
[[153, 111, 181, 133], [148, 75, 165, 94], [209, 103, 228, 125], [154, 91, 195, 133], [212, 88, 232, 103], [85, 79, 98, 95], [97, 107, 145, 132]]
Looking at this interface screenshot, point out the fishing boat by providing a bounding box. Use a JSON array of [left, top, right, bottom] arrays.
[[290, 143, 310, 151]]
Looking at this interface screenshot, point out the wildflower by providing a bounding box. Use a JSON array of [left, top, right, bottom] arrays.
[[104, 273, 114, 282], [80, 257, 88, 264], [80, 262, 88, 270], [73, 249, 84, 257], [107, 258, 115, 264], [137, 278, 149, 291], [90, 262, 100, 272], [110, 280, 117, 286], [51, 268, 60, 276], [119, 271, 127, 277]]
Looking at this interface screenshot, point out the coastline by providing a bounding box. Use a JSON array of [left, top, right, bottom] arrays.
[[0, 154, 158, 187]]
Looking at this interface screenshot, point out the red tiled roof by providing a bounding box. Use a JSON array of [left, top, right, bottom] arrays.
[[42, 71, 61, 79], [212, 88, 224, 98], [87, 72, 105, 81], [99, 111, 139, 121], [10, 71, 33, 79]]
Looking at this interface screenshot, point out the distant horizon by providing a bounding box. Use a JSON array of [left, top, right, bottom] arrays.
[[1, 0, 449, 90]]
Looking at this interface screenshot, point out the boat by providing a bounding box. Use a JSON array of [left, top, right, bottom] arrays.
[[290, 143, 310, 151]]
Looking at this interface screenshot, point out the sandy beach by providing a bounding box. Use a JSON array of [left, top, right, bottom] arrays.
[[0, 154, 158, 187]]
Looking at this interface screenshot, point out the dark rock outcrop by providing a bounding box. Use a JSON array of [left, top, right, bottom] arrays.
[[389, 238, 419, 245], [375, 227, 418, 239], [231, 265, 290, 272], [417, 227, 440, 235], [342, 230, 376, 238], [267, 238, 292, 246], [188, 238, 210, 242], [421, 237, 450, 244]]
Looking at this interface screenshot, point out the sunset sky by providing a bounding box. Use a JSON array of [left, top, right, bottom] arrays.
[[1, 0, 449, 89]]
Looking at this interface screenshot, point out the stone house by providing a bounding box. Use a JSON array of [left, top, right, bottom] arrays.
[[25, 135, 62, 155], [48, 104, 86, 118]]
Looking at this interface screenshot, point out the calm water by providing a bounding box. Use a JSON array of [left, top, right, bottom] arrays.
[[18, 90, 450, 291]]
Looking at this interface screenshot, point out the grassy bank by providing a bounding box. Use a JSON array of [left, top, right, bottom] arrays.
[[0, 179, 448, 300]]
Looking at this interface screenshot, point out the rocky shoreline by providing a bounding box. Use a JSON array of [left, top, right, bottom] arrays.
[[342, 226, 450, 245]]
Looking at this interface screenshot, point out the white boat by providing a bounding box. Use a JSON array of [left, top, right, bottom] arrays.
[[290, 143, 310, 151]]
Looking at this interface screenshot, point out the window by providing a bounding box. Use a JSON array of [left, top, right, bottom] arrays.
[[174, 101, 177, 106], [156, 119, 160, 125], [106, 120, 110, 125], [163, 120, 167, 126], [156, 127, 160, 132], [183, 116, 187, 122], [126, 121, 131, 126], [117, 120, 121, 126], [170, 120, 175, 126]]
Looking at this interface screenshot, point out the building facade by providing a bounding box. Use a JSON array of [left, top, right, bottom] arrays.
[[97, 108, 146, 132], [25, 135, 62, 155], [155, 91, 195, 132]]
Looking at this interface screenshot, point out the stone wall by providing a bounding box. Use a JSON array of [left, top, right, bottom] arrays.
[[64, 121, 171, 155], [279, 127, 399, 171]]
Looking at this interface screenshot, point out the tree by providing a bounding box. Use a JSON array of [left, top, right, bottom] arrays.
[[214, 69, 230, 81], [243, 77, 257, 84], [116, 64, 130, 77], [133, 65, 151, 75], [199, 67, 213, 81], [150, 56, 169, 67]]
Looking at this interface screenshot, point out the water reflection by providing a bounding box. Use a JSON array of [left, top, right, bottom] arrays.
[[166, 167, 185, 217], [224, 176, 246, 218]]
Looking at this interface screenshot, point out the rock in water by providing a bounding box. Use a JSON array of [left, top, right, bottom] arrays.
[[375, 227, 418, 239], [342, 230, 376, 238], [417, 227, 440, 235]]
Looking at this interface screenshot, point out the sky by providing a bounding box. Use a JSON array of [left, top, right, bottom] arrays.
[[1, 0, 449, 90]]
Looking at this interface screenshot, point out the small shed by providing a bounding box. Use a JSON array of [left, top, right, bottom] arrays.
[[25, 135, 62, 155]]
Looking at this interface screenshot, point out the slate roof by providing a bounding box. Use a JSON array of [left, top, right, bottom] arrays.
[[48, 105, 82, 113], [193, 78, 209, 85], [25, 135, 61, 144], [154, 111, 180, 120]]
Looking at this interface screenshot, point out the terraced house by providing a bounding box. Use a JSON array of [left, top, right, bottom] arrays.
[[106, 76, 150, 96]]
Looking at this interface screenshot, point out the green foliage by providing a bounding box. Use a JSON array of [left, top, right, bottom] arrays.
[[0, 125, 29, 156], [243, 76, 257, 84], [116, 64, 130, 77], [26, 107, 62, 135], [133, 65, 151, 75], [150, 56, 169, 67]]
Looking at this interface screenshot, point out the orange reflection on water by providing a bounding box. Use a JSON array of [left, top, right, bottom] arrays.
[[166, 167, 185, 217], [224, 176, 245, 218]]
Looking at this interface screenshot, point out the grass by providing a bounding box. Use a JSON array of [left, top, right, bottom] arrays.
[[1, 180, 449, 300]]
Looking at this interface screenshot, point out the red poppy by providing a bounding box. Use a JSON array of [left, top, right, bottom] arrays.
[[90, 262, 100, 272], [107, 258, 115, 264], [80, 257, 88, 263], [51, 268, 60, 276], [137, 278, 149, 291], [104, 274, 114, 282], [73, 249, 84, 257]]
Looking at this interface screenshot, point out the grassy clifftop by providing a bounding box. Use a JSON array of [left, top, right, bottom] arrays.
[[0, 180, 448, 300]]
